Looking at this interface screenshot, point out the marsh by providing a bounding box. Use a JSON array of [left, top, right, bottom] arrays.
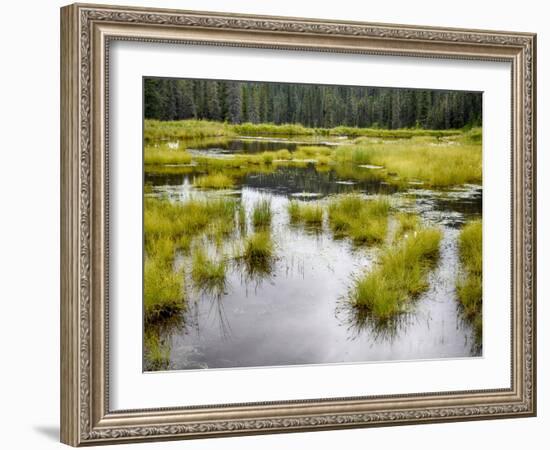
[[143, 123, 482, 371]]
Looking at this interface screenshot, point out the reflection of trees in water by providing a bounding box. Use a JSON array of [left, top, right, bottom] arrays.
[[335, 299, 418, 344]]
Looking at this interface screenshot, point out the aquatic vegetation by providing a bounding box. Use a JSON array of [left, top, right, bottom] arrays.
[[274, 149, 292, 160], [145, 197, 237, 251], [395, 212, 420, 240], [288, 201, 324, 226], [232, 122, 320, 136], [242, 231, 274, 263], [261, 152, 275, 165], [328, 195, 391, 245], [193, 173, 235, 189], [144, 119, 235, 140], [330, 126, 463, 139], [144, 256, 184, 323], [144, 331, 171, 371], [457, 220, 482, 343], [144, 145, 192, 165], [237, 202, 247, 235], [191, 246, 227, 292], [351, 227, 443, 320], [335, 138, 481, 187], [252, 198, 272, 229]]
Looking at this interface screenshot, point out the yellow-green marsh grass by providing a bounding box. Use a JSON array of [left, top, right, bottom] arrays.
[[252, 198, 272, 229], [351, 227, 443, 320], [395, 212, 421, 240], [144, 256, 184, 323], [191, 246, 227, 292], [457, 220, 482, 342], [193, 173, 235, 189], [144, 331, 171, 371], [335, 131, 481, 187], [144, 145, 192, 165], [144, 119, 235, 140], [242, 231, 274, 263], [145, 119, 467, 142], [328, 195, 391, 245], [144, 197, 237, 250], [288, 201, 324, 227]]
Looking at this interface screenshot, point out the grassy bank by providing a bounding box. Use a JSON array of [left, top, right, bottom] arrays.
[[335, 133, 481, 187], [144, 144, 192, 165], [351, 227, 442, 320], [457, 220, 482, 343], [145, 119, 472, 141], [193, 173, 235, 189]]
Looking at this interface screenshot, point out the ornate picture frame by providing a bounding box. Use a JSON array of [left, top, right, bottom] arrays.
[[60, 3, 536, 446]]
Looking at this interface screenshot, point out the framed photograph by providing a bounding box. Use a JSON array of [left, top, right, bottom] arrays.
[[60, 3, 537, 446]]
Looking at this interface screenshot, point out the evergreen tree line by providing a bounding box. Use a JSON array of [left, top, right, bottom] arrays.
[[144, 78, 482, 130]]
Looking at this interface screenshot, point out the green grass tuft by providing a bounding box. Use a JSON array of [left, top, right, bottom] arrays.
[[191, 246, 227, 292], [144, 331, 170, 371], [242, 231, 274, 263], [144, 257, 184, 324], [252, 198, 272, 229], [288, 201, 324, 226], [328, 195, 391, 245], [144, 145, 192, 165], [351, 227, 443, 320], [193, 173, 234, 189], [457, 220, 482, 344]]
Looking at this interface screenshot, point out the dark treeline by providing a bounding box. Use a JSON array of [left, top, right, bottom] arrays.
[[144, 78, 482, 130]]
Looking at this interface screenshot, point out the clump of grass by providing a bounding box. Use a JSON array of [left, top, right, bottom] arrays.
[[144, 257, 184, 324], [315, 155, 331, 166], [145, 197, 237, 255], [242, 231, 274, 264], [261, 152, 275, 165], [351, 227, 443, 319], [328, 195, 391, 245], [395, 212, 420, 240], [288, 201, 324, 226], [144, 145, 192, 165], [191, 246, 227, 292], [144, 331, 170, 371], [457, 220, 482, 343], [274, 149, 292, 160], [193, 173, 234, 189], [252, 198, 272, 229]]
